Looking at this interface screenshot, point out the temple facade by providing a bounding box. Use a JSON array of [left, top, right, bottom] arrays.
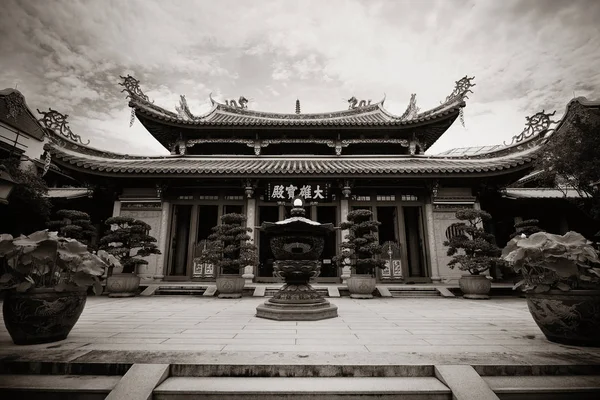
[[3, 76, 597, 284]]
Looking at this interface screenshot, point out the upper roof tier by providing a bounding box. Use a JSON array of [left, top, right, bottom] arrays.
[[121, 75, 476, 154]]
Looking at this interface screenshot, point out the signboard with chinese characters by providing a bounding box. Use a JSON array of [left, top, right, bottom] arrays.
[[265, 183, 332, 202]]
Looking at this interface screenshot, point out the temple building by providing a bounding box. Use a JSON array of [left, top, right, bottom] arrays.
[[2, 76, 598, 284]]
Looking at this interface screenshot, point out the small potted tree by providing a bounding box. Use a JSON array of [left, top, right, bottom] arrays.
[[199, 213, 257, 298], [99, 216, 161, 297], [502, 231, 600, 346], [47, 209, 97, 246], [443, 209, 504, 299], [0, 230, 120, 344], [334, 209, 386, 299]]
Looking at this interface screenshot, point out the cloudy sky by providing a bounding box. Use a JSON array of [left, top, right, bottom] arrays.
[[1, 0, 599, 155]]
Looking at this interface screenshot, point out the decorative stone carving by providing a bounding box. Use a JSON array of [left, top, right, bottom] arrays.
[[445, 75, 476, 103], [225, 96, 249, 109], [175, 95, 195, 120], [37, 108, 90, 145], [4, 91, 25, 120], [347, 96, 372, 109], [400, 93, 420, 121], [41, 151, 52, 177], [119, 75, 149, 102], [504, 110, 558, 146]]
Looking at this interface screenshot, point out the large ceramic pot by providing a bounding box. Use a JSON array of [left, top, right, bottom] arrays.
[[526, 290, 600, 347], [216, 275, 245, 298], [459, 274, 491, 299], [347, 275, 377, 299], [2, 288, 87, 345], [105, 273, 140, 297]]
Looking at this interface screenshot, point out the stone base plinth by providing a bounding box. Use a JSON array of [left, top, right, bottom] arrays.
[[218, 293, 242, 299], [256, 300, 338, 321]]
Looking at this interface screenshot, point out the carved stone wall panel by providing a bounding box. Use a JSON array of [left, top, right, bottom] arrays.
[[432, 211, 464, 281], [120, 208, 163, 280]]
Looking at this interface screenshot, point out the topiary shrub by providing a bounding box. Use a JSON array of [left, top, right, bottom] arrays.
[[334, 209, 386, 275], [199, 213, 258, 275], [98, 216, 161, 274], [509, 219, 544, 239], [443, 209, 504, 275], [47, 209, 96, 246]]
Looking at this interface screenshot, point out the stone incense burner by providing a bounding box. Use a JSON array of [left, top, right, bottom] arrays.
[[256, 199, 338, 320]]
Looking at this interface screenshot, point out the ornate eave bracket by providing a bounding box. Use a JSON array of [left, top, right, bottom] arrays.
[[504, 110, 558, 146], [37, 108, 90, 145], [119, 75, 149, 102], [445, 76, 476, 103]]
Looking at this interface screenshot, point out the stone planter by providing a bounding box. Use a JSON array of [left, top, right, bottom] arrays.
[[2, 288, 87, 345], [216, 275, 245, 298], [459, 274, 491, 299], [526, 290, 600, 347], [347, 275, 377, 299], [105, 273, 140, 297]]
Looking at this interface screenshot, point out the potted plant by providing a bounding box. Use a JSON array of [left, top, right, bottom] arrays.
[[99, 216, 161, 297], [334, 209, 386, 299], [443, 209, 504, 299], [0, 230, 120, 345], [502, 231, 600, 346], [199, 213, 257, 298], [47, 209, 97, 246]]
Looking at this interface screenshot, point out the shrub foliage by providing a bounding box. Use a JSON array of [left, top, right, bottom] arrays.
[[199, 213, 258, 275], [99, 216, 161, 274], [443, 209, 504, 275], [334, 209, 386, 275]]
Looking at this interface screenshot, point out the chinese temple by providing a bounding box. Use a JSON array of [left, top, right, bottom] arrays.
[[2, 76, 598, 284]]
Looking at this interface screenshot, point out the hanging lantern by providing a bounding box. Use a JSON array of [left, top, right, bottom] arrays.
[[0, 165, 16, 205]]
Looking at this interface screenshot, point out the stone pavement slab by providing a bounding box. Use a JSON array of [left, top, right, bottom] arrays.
[[1, 296, 600, 368]]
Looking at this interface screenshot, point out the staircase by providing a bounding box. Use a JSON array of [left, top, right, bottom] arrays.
[[388, 287, 441, 298], [3, 362, 600, 399]]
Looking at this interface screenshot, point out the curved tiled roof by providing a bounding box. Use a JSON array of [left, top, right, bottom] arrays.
[[132, 98, 465, 128], [46, 142, 538, 177], [121, 75, 475, 128]]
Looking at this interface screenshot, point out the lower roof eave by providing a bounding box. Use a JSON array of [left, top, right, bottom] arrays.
[[49, 161, 532, 180]]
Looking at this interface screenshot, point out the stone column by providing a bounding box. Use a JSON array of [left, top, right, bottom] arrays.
[[243, 197, 257, 284], [154, 201, 170, 281], [112, 200, 121, 217], [339, 198, 351, 283], [424, 203, 441, 282]]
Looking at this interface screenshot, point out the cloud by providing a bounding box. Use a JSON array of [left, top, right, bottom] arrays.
[[0, 0, 597, 156]]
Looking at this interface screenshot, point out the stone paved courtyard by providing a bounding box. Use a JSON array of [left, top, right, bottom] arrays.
[[2, 295, 600, 363]]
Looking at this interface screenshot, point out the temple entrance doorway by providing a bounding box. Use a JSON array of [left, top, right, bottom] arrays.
[[403, 206, 428, 280], [163, 198, 245, 281]]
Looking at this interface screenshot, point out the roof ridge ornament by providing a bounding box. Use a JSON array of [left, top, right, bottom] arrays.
[[400, 94, 420, 121], [119, 75, 149, 102], [225, 96, 249, 109], [175, 95, 195, 120], [445, 75, 476, 103], [37, 108, 90, 145], [347, 96, 372, 110], [504, 110, 558, 146]]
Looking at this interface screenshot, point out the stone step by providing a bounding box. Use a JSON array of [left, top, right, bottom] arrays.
[[153, 376, 452, 399], [155, 286, 208, 295], [390, 289, 440, 298], [483, 375, 600, 400], [264, 288, 329, 297], [0, 374, 120, 400]]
